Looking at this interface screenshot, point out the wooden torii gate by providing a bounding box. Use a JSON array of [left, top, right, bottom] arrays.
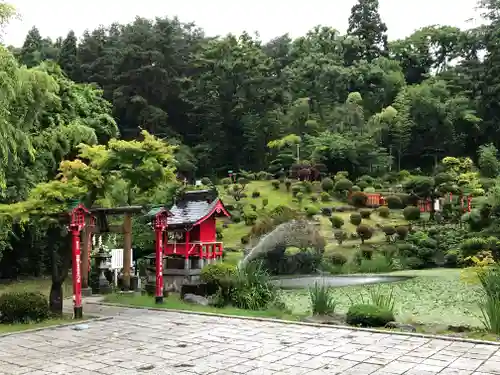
[[81, 206, 145, 293]]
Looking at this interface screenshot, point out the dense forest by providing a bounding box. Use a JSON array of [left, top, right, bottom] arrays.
[[1, 0, 500, 278]]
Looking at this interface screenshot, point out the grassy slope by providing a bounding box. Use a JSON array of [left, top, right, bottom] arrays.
[[218, 180, 407, 262]]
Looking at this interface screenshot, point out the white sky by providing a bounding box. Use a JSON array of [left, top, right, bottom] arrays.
[[4, 0, 484, 46]]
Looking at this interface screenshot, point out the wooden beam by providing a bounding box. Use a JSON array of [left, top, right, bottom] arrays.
[[122, 213, 132, 290]]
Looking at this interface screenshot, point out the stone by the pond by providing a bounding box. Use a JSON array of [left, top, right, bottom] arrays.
[[182, 293, 209, 306], [71, 324, 89, 331], [385, 321, 417, 332], [274, 275, 413, 289]]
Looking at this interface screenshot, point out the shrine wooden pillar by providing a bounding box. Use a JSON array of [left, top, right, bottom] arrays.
[[122, 213, 132, 290]]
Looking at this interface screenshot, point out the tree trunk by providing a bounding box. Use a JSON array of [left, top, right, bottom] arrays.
[[49, 280, 63, 316]]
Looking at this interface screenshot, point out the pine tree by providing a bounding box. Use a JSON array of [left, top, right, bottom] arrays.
[[58, 30, 78, 80], [347, 0, 388, 62], [20, 26, 42, 67]]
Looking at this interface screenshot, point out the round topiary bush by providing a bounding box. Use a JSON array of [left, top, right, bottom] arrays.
[[320, 191, 331, 202], [329, 253, 348, 265], [256, 171, 270, 181], [329, 215, 344, 228], [201, 177, 212, 186], [350, 212, 362, 225], [395, 225, 409, 240], [221, 177, 232, 186], [334, 230, 348, 244], [321, 177, 334, 192], [304, 205, 319, 217], [351, 185, 361, 192], [378, 206, 390, 218], [359, 209, 372, 219], [346, 304, 395, 327], [403, 206, 421, 221], [350, 191, 368, 208], [310, 195, 318, 203], [0, 292, 50, 323], [200, 263, 236, 288], [382, 225, 396, 236], [301, 181, 313, 193], [363, 187, 376, 193], [291, 184, 302, 196], [386, 195, 403, 209], [356, 224, 373, 243], [321, 207, 332, 216], [271, 180, 280, 190], [334, 178, 353, 192], [285, 179, 292, 191], [251, 190, 261, 198]]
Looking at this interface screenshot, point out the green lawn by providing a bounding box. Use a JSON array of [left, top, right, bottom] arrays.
[[0, 278, 72, 297], [282, 268, 484, 327], [103, 292, 304, 320]]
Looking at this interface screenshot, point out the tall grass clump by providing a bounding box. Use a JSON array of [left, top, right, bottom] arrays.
[[477, 265, 500, 334], [309, 281, 336, 315], [367, 285, 396, 312]]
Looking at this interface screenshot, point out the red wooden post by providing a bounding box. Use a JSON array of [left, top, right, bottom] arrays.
[[449, 192, 453, 202], [155, 226, 164, 304], [467, 196, 472, 212], [71, 227, 82, 318], [68, 204, 88, 319], [153, 209, 170, 304]]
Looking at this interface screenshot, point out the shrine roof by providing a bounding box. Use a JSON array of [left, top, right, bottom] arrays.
[[168, 189, 230, 227]]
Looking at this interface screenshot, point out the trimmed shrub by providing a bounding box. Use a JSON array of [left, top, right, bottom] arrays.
[[302, 181, 313, 193], [356, 224, 373, 243], [296, 192, 304, 203], [329, 252, 348, 265], [360, 209, 372, 219], [200, 263, 236, 289], [321, 178, 334, 192], [256, 171, 270, 180], [321, 207, 332, 216], [386, 195, 403, 209], [243, 211, 258, 226], [395, 225, 409, 240], [262, 198, 269, 208], [271, 180, 280, 190], [346, 304, 395, 327], [241, 235, 250, 244], [285, 179, 292, 191], [0, 292, 49, 323], [364, 186, 376, 193], [310, 195, 318, 203], [221, 177, 232, 186], [304, 205, 319, 217], [201, 177, 212, 186], [350, 191, 368, 208], [378, 206, 390, 218], [334, 230, 348, 244], [351, 185, 361, 192], [251, 190, 261, 198], [382, 225, 396, 236], [330, 215, 344, 228], [320, 191, 331, 202], [334, 178, 353, 192], [403, 206, 421, 221], [291, 184, 301, 196], [350, 213, 362, 226]]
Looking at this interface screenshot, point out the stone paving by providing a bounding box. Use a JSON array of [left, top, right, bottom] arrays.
[[1, 304, 500, 374]]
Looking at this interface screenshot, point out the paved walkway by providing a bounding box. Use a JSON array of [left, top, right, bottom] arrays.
[[1, 303, 500, 374]]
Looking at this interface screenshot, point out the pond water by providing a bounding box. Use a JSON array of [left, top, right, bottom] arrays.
[[274, 275, 413, 289]]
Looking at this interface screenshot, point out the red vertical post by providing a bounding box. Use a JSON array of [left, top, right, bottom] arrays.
[[155, 227, 164, 304], [467, 196, 472, 212], [449, 192, 453, 202], [71, 228, 82, 319]]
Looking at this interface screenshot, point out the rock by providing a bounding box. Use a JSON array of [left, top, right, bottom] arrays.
[[183, 293, 209, 306], [71, 324, 89, 331], [385, 321, 417, 332]]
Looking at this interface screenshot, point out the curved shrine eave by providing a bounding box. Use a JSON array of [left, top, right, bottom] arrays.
[[167, 198, 230, 230]]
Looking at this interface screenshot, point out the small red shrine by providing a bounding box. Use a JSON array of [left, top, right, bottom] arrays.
[[163, 189, 230, 268]]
